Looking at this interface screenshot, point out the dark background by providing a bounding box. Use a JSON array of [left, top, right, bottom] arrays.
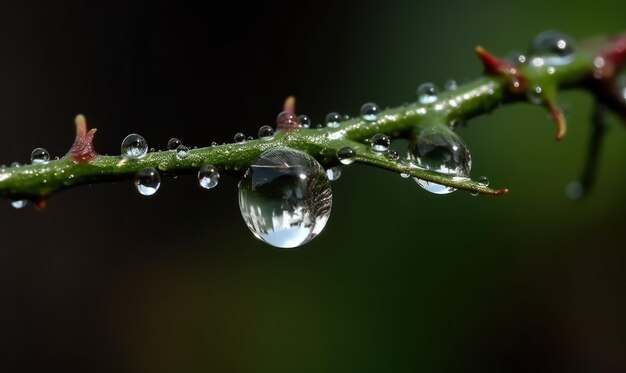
[[0, 1, 624, 372]]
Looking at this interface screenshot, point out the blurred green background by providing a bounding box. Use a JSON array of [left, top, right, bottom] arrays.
[[0, 0, 624, 371]]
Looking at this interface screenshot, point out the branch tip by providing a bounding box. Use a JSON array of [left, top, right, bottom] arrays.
[[549, 104, 567, 140], [68, 114, 98, 163]]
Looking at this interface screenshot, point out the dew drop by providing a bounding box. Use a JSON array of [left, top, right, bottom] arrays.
[[386, 150, 400, 160], [11, 199, 27, 209], [134, 167, 161, 196], [370, 134, 390, 152], [617, 73, 626, 102], [400, 172, 410, 178], [531, 31, 575, 59], [336, 147, 356, 165], [565, 181, 584, 200], [167, 138, 182, 150], [360, 102, 380, 122], [478, 176, 489, 186], [234, 133, 246, 143], [10, 162, 20, 168], [527, 86, 544, 104], [326, 166, 342, 181], [417, 83, 439, 104], [211, 142, 218, 147], [276, 111, 300, 128], [31, 148, 50, 165], [298, 115, 312, 128], [121, 134, 148, 159], [238, 148, 332, 249], [258, 125, 275, 139], [198, 164, 220, 189], [176, 145, 189, 159], [444, 80, 458, 91], [506, 51, 527, 64], [325, 112, 342, 128], [409, 126, 472, 194]]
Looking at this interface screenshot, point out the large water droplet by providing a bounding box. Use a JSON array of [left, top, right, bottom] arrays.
[[238, 148, 332, 249], [326, 166, 342, 181], [234, 133, 246, 143], [31, 148, 50, 165], [370, 134, 390, 152], [167, 138, 182, 150], [121, 134, 148, 159], [360, 102, 380, 122], [134, 167, 161, 196], [337, 147, 356, 165], [298, 115, 312, 128], [258, 125, 275, 139], [409, 126, 472, 194], [530, 31, 575, 64], [176, 145, 189, 159], [276, 111, 300, 128], [11, 199, 27, 209], [417, 83, 439, 104], [325, 112, 341, 128], [198, 164, 220, 189]]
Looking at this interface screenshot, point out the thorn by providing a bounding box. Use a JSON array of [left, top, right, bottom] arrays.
[[549, 104, 567, 140], [283, 96, 296, 114], [475, 46, 517, 75], [494, 188, 510, 196], [68, 114, 99, 163]]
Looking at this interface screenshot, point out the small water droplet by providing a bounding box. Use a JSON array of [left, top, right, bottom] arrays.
[[211, 142, 218, 147], [325, 112, 341, 128], [444, 80, 458, 91], [276, 111, 300, 128], [478, 176, 489, 186], [238, 148, 332, 248], [471, 190, 479, 197], [134, 167, 161, 196], [343, 114, 351, 121], [326, 166, 342, 181], [566, 181, 584, 200], [506, 51, 527, 64], [617, 73, 626, 102], [531, 31, 575, 60], [370, 134, 390, 152], [400, 172, 410, 178], [386, 150, 400, 160], [234, 133, 246, 143], [11, 199, 27, 209], [31, 148, 50, 165], [10, 162, 20, 168], [527, 86, 544, 104], [360, 103, 380, 122], [167, 138, 182, 150], [337, 147, 356, 165], [258, 125, 274, 139], [121, 134, 148, 159], [149, 148, 156, 153], [176, 144, 189, 159], [417, 83, 439, 104], [198, 164, 220, 189], [298, 115, 312, 128]]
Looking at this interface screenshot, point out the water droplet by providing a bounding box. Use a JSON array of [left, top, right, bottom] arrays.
[[478, 176, 489, 186], [121, 134, 148, 159], [134, 167, 161, 196], [176, 145, 189, 159], [565, 181, 584, 200], [234, 132, 246, 143], [276, 111, 300, 128], [506, 51, 527, 64], [370, 134, 390, 152], [326, 166, 342, 181], [238, 148, 332, 248], [417, 83, 439, 104], [617, 73, 626, 102], [198, 164, 220, 189], [360, 102, 379, 122], [30, 148, 50, 165], [211, 142, 218, 147], [298, 115, 312, 128], [258, 125, 275, 139], [11, 199, 27, 209], [386, 150, 400, 160], [400, 172, 410, 178], [531, 31, 575, 58], [149, 148, 156, 153], [10, 162, 20, 168], [325, 112, 341, 128], [336, 147, 356, 165], [527, 86, 544, 104], [409, 126, 472, 194], [343, 114, 351, 120], [444, 80, 458, 91], [167, 138, 182, 150]]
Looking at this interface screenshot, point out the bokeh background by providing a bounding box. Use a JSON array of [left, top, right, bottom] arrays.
[[0, 1, 624, 371]]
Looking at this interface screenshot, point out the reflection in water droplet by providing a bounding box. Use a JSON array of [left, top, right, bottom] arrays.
[[167, 138, 182, 150], [31, 148, 50, 165], [258, 125, 274, 139], [234, 133, 246, 143], [176, 145, 189, 159], [11, 199, 27, 209], [134, 167, 161, 196], [325, 112, 341, 128], [370, 134, 390, 152], [417, 83, 438, 104], [360, 102, 380, 122], [238, 148, 332, 248], [336, 147, 356, 165], [198, 164, 220, 189], [326, 166, 341, 181], [121, 134, 148, 159]]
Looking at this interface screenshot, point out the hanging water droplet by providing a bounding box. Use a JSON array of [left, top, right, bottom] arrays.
[[234, 132, 246, 143], [258, 125, 275, 139], [400, 172, 410, 178], [386, 150, 400, 160], [360, 102, 379, 122], [167, 138, 182, 150], [276, 111, 300, 128], [444, 80, 458, 91], [198, 164, 220, 189], [325, 112, 342, 128], [417, 83, 439, 104], [238, 148, 332, 249], [30, 148, 50, 165], [298, 115, 312, 128], [134, 167, 161, 196], [121, 134, 148, 159], [370, 134, 390, 152], [409, 126, 472, 194], [478, 176, 489, 186], [176, 144, 189, 159], [326, 166, 342, 181], [336, 147, 356, 165], [531, 31, 575, 59], [11, 199, 27, 209]]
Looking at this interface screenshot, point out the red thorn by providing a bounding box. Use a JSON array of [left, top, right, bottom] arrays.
[[283, 96, 296, 114], [475, 46, 526, 93], [68, 114, 99, 163], [600, 33, 626, 69], [549, 104, 567, 141], [493, 188, 510, 196]]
